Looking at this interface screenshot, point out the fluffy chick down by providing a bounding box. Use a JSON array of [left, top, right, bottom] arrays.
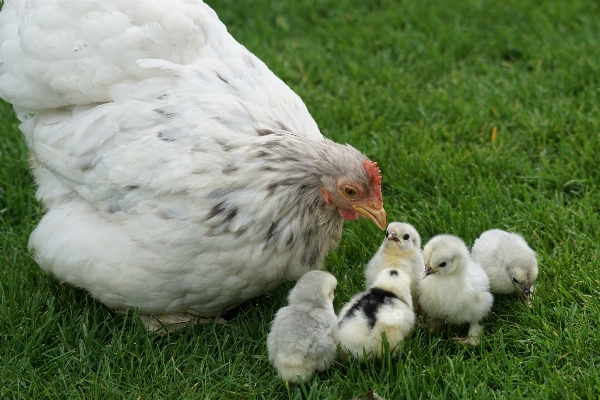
[[471, 229, 538, 299], [267, 270, 338, 382], [365, 222, 425, 305], [338, 268, 415, 360], [418, 234, 493, 345]]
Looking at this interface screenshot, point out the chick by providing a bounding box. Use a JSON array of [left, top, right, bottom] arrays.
[[338, 268, 415, 360], [365, 222, 425, 305], [267, 270, 338, 382], [471, 229, 538, 302], [418, 235, 493, 345]]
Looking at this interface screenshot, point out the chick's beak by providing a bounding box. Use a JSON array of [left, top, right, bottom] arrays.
[[423, 265, 434, 278], [353, 203, 387, 231], [521, 285, 531, 297]]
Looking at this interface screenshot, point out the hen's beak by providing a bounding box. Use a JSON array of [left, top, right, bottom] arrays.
[[353, 204, 387, 230]]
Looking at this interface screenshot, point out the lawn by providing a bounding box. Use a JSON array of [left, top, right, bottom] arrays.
[[1, 0, 599, 398]]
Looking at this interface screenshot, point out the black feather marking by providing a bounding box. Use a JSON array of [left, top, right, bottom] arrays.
[[275, 120, 292, 132], [256, 127, 276, 136], [256, 150, 271, 158], [216, 72, 230, 85], [263, 140, 282, 149], [308, 251, 318, 267], [216, 139, 235, 152], [125, 185, 139, 191], [266, 183, 277, 198], [158, 130, 176, 142], [264, 222, 278, 246], [286, 233, 294, 247], [157, 94, 168, 100], [223, 208, 238, 223], [154, 108, 177, 117], [222, 164, 239, 175], [277, 156, 300, 163], [389, 270, 398, 277], [303, 228, 314, 245], [243, 54, 256, 68], [204, 201, 226, 221], [340, 288, 399, 330], [260, 166, 276, 172], [80, 161, 95, 171]]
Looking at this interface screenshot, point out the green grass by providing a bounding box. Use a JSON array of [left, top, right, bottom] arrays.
[[1, 0, 599, 398]]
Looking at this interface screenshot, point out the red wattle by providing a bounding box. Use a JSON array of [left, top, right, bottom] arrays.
[[338, 208, 358, 220]]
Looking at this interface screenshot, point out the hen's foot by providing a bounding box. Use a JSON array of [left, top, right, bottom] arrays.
[[140, 312, 227, 333]]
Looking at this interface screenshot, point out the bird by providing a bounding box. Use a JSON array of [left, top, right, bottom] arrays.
[[337, 268, 415, 360], [267, 270, 338, 382], [364, 222, 424, 305], [471, 229, 538, 302], [418, 234, 493, 345], [0, 1, 387, 331]]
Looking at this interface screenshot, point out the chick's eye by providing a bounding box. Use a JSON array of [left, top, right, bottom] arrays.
[[385, 231, 389, 237], [343, 187, 358, 198], [512, 277, 519, 284], [439, 262, 447, 268], [403, 234, 410, 240]]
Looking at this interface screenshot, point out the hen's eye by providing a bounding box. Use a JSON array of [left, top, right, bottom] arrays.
[[512, 277, 519, 284], [439, 262, 447, 268], [343, 187, 357, 197], [403, 234, 410, 240]]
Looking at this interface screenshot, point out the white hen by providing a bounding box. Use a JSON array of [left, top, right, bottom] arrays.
[[0, 0, 387, 331]]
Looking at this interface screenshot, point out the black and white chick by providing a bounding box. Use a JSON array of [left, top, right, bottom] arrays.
[[471, 229, 538, 303], [365, 222, 425, 305], [338, 268, 415, 360], [267, 270, 338, 382], [418, 235, 493, 346]]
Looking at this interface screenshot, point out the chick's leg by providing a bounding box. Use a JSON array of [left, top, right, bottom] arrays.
[[426, 317, 441, 333], [453, 321, 483, 346]]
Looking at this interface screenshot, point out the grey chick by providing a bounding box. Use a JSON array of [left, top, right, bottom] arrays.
[[418, 235, 493, 346], [471, 229, 538, 302], [338, 268, 415, 360], [267, 270, 338, 382], [365, 222, 425, 305]]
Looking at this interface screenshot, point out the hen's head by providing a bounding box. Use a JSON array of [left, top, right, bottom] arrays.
[[320, 159, 387, 230]]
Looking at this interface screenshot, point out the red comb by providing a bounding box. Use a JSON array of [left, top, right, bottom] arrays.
[[363, 160, 383, 201]]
